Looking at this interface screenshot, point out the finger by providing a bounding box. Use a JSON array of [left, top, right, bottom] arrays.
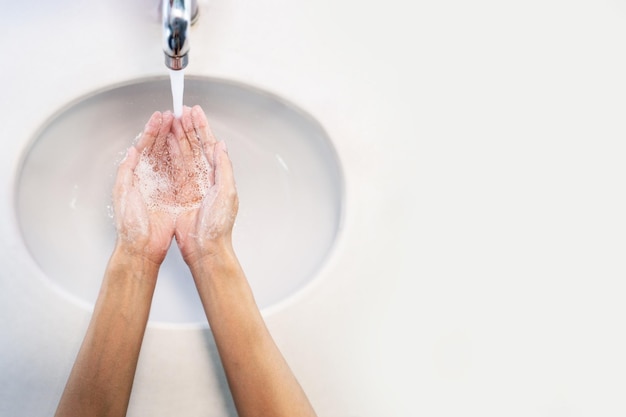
[[181, 106, 202, 156], [191, 105, 217, 158], [119, 147, 140, 184], [176, 106, 193, 157], [162, 132, 185, 207], [191, 105, 217, 148], [113, 146, 140, 204], [171, 108, 196, 188], [161, 110, 177, 172], [171, 113, 186, 142], [167, 130, 182, 176], [188, 106, 205, 158], [151, 111, 173, 160], [181, 105, 195, 138], [135, 111, 162, 154], [189, 106, 215, 185], [161, 110, 175, 137], [213, 141, 237, 202]]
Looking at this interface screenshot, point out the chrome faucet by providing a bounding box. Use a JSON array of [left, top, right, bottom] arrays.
[[162, 0, 199, 70]]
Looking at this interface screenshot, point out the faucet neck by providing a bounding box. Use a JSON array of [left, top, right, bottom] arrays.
[[162, 0, 197, 70]]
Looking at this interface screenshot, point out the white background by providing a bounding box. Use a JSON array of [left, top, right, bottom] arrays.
[[1, 0, 626, 415]]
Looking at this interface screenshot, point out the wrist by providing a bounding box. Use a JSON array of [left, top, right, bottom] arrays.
[[188, 241, 256, 319], [187, 239, 241, 281], [96, 245, 160, 322], [185, 236, 233, 270], [109, 243, 162, 283]]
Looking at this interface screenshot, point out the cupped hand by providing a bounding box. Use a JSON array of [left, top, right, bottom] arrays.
[[170, 105, 239, 267], [112, 111, 177, 265]]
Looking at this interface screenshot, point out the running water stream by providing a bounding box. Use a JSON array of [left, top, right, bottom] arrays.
[[169, 68, 185, 118]]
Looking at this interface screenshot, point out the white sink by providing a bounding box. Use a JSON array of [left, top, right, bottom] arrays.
[[15, 76, 343, 326]]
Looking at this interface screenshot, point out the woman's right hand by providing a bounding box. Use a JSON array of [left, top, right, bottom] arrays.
[[112, 110, 176, 267], [171, 105, 239, 269]]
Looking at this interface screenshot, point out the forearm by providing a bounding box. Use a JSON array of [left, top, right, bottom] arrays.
[[55, 246, 159, 417], [190, 242, 317, 417]]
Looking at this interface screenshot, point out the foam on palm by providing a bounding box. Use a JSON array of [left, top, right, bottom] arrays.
[[134, 133, 212, 216]]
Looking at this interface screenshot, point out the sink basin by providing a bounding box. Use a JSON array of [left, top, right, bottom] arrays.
[[15, 76, 343, 326]]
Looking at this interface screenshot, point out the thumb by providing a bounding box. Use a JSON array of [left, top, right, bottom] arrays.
[[213, 141, 235, 191], [114, 147, 140, 198]]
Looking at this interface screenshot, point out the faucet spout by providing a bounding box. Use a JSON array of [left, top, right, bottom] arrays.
[[162, 0, 195, 70]]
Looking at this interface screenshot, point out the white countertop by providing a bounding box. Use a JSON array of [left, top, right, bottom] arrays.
[[2, 0, 626, 415]]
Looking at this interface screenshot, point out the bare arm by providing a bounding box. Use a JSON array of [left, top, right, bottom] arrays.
[[54, 250, 159, 417], [191, 241, 317, 417], [55, 111, 176, 417], [173, 106, 318, 417]]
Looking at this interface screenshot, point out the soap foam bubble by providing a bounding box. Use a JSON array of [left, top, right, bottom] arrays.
[[133, 134, 212, 217]]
